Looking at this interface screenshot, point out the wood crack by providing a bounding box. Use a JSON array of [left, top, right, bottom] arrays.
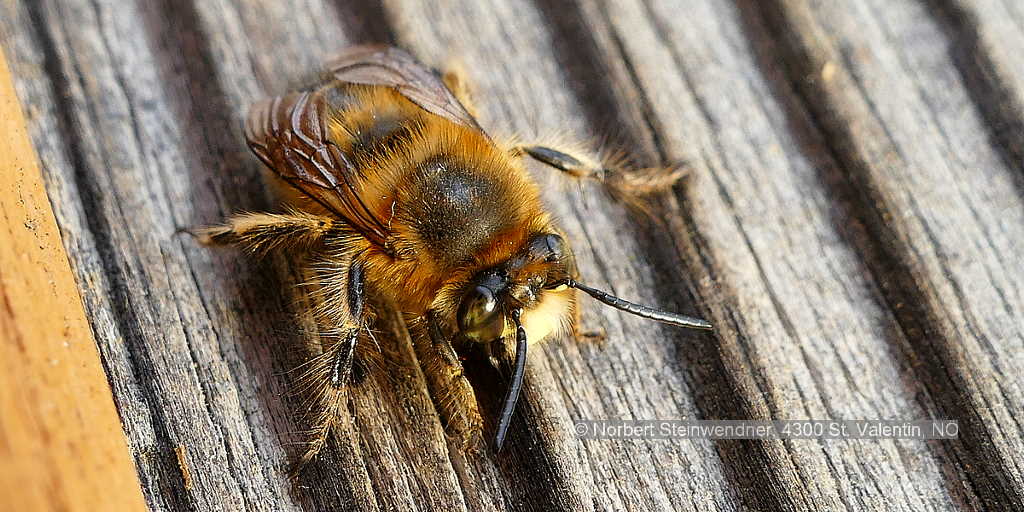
[[740, 0, 1023, 508]]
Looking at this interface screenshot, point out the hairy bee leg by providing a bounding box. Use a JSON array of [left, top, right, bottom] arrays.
[[571, 301, 607, 345], [194, 210, 335, 256], [290, 327, 358, 478], [290, 254, 367, 479], [513, 144, 689, 196], [515, 145, 603, 180], [441, 63, 480, 119], [409, 312, 483, 448]]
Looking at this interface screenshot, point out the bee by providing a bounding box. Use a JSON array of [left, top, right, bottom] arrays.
[[198, 45, 712, 473]]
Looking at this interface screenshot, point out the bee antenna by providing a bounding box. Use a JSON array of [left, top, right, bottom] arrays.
[[494, 308, 528, 452], [564, 278, 713, 331]]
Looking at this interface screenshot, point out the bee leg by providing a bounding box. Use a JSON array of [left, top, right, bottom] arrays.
[[571, 301, 607, 345], [484, 339, 504, 375], [513, 143, 690, 197], [290, 327, 359, 478], [290, 254, 367, 479], [410, 312, 483, 448], [192, 210, 334, 256], [441, 62, 480, 119]]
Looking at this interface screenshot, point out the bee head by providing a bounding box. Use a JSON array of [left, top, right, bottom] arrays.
[[456, 233, 574, 344], [453, 233, 713, 453]]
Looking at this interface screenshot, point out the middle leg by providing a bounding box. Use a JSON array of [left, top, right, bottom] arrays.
[[290, 245, 369, 477]]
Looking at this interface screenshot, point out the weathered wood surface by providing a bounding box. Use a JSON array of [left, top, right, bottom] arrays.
[[0, 49, 147, 512], [1, 0, 1021, 510]]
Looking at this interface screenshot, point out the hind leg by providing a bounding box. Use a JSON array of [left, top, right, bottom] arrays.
[[441, 62, 480, 119], [194, 209, 335, 256], [511, 141, 689, 196]]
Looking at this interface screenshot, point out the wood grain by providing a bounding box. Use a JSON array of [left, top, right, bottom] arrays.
[[0, 0, 1020, 510], [0, 50, 147, 512]]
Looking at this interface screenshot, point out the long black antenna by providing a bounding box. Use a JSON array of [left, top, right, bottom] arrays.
[[494, 309, 528, 452], [565, 278, 713, 331]]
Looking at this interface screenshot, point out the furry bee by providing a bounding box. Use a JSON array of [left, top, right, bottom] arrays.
[[199, 45, 712, 472]]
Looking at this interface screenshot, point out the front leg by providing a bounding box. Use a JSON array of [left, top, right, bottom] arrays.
[[408, 311, 483, 448]]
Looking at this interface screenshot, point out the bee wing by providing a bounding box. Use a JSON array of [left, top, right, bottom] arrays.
[[323, 44, 484, 133], [245, 89, 391, 247], [244, 45, 482, 248]]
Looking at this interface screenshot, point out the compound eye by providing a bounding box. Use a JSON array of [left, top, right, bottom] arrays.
[[457, 285, 505, 342]]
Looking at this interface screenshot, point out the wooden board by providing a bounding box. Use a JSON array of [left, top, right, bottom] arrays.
[[0, 50, 147, 512], [0, 0, 1020, 510]]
